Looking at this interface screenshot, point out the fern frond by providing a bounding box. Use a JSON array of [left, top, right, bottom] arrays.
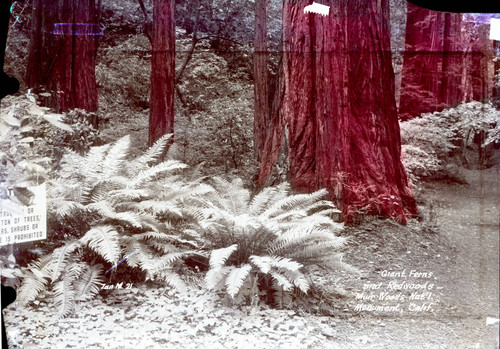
[[261, 189, 329, 219], [137, 200, 184, 218], [101, 135, 130, 177], [248, 183, 289, 215], [74, 264, 104, 301], [17, 269, 49, 306], [149, 251, 194, 274], [87, 201, 143, 227], [129, 160, 188, 189], [208, 244, 238, 269], [132, 134, 172, 168], [136, 231, 199, 248], [205, 266, 234, 290], [271, 256, 302, 271], [134, 244, 158, 272], [53, 272, 76, 318], [269, 270, 293, 291], [55, 200, 86, 218], [279, 268, 309, 294], [81, 225, 120, 264], [46, 241, 81, 282], [209, 177, 250, 214], [122, 238, 145, 268], [107, 188, 150, 202], [156, 269, 187, 293], [225, 264, 252, 299], [270, 228, 345, 254], [249, 255, 274, 274], [162, 183, 214, 203]]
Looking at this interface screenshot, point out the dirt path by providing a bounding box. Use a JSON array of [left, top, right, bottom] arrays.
[[424, 166, 499, 320]]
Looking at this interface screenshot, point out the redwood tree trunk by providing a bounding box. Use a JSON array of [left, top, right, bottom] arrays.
[[149, 0, 175, 146], [26, 0, 99, 113], [399, 4, 445, 120], [253, 0, 270, 161], [439, 12, 463, 107], [260, 0, 416, 224], [493, 41, 500, 108]]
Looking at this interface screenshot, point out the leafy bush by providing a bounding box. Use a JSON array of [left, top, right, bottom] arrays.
[[186, 178, 354, 307], [400, 101, 500, 181], [0, 93, 73, 204], [173, 36, 257, 179], [449, 102, 500, 167], [17, 135, 211, 317]]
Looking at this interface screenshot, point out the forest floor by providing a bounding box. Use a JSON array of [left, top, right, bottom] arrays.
[[3, 164, 499, 349]]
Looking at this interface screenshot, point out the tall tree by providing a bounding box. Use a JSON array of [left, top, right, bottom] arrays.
[[399, 4, 445, 120], [253, 0, 270, 160], [461, 17, 492, 103], [26, 0, 100, 113], [493, 41, 500, 108], [399, 4, 465, 120], [439, 12, 463, 107], [149, 0, 175, 146], [259, 0, 417, 224]]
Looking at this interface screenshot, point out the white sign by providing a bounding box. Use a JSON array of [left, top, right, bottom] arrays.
[[304, 2, 330, 16], [0, 184, 47, 246], [491, 18, 500, 41]]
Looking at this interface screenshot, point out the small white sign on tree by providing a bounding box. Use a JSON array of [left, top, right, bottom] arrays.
[[490, 18, 500, 41], [304, 2, 330, 16]]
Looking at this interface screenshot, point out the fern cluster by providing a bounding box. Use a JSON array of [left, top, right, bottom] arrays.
[[18, 135, 353, 316], [187, 178, 351, 307], [18, 135, 209, 316]]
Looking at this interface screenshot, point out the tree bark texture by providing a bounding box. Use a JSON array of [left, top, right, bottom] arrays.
[[399, 4, 445, 120], [253, 0, 270, 161], [26, 0, 99, 113], [462, 24, 491, 103], [149, 0, 175, 146], [493, 41, 500, 108], [259, 0, 417, 224], [439, 12, 463, 107]]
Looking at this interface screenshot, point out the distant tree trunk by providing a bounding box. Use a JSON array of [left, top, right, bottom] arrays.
[[493, 41, 500, 108], [399, 4, 445, 120], [149, 0, 175, 146], [439, 12, 463, 107], [463, 24, 491, 103], [253, 0, 270, 160], [259, 0, 416, 224], [26, 0, 99, 113]]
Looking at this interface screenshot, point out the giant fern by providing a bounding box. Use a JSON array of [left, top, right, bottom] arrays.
[[189, 178, 352, 306], [20, 135, 205, 316]]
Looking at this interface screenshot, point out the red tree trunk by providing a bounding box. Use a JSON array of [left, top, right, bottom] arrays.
[[439, 12, 464, 107], [399, 4, 446, 120], [149, 0, 175, 146], [26, 0, 99, 113], [493, 41, 500, 108], [259, 0, 416, 224], [253, 0, 270, 160]]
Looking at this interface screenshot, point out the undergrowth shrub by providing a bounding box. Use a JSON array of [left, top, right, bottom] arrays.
[[0, 93, 73, 205], [186, 178, 355, 308], [17, 135, 210, 317], [401, 101, 500, 182]]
